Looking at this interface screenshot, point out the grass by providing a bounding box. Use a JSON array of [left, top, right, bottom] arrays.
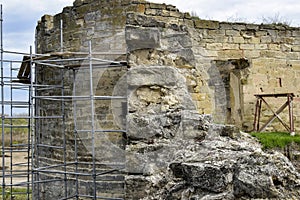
[[250, 132, 300, 149], [0, 117, 29, 147], [0, 187, 31, 200]]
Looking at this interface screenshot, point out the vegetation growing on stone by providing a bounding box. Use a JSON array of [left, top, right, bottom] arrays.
[[251, 132, 300, 149]]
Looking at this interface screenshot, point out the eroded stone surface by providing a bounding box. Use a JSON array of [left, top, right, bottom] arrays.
[[125, 130, 300, 199]]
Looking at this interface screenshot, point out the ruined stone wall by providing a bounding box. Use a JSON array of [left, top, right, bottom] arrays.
[[124, 1, 300, 132], [34, 0, 300, 198], [34, 0, 135, 198], [36, 0, 300, 148], [189, 20, 300, 132]]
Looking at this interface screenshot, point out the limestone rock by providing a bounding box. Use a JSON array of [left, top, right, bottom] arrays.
[[126, 130, 300, 199]]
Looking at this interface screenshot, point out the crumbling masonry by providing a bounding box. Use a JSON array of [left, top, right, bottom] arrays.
[[33, 0, 300, 199]]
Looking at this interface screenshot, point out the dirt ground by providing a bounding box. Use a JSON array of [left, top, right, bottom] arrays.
[[1, 151, 31, 186]]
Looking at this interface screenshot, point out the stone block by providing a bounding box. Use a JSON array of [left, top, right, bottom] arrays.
[[184, 12, 192, 19], [249, 37, 261, 44], [292, 45, 300, 52], [194, 19, 220, 29], [180, 110, 211, 140], [287, 52, 300, 60], [136, 4, 146, 13], [223, 43, 239, 50], [260, 50, 286, 59], [219, 22, 233, 29], [206, 43, 223, 50], [161, 33, 193, 49], [232, 36, 245, 44], [213, 36, 229, 43], [169, 11, 182, 18], [170, 162, 232, 193], [240, 44, 255, 50], [232, 24, 246, 30], [145, 8, 156, 15], [208, 29, 226, 35], [255, 44, 268, 50], [226, 30, 240, 36], [125, 26, 160, 51], [149, 3, 166, 9], [217, 49, 244, 59], [289, 60, 300, 70], [261, 36, 272, 43], [292, 30, 300, 37], [243, 50, 260, 58]]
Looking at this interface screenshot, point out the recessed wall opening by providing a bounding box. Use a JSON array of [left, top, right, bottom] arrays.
[[209, 58, 250, 126]]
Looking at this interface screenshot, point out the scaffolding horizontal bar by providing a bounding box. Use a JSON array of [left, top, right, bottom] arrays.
[[33, 95, 126, 100], [67, 62, 127, 69], [1, 59, 23, 63], [4, 115, 63, 119], [37, 144, 64, 149], [35, 57, 86, 63], [2, 149, 31, 153], [2, 124, 29, 128], [1, 101, 29, 105], [11, 162, 31, 167], [34, 61, 65, 69], [11, 143, 31, 148], [1, 181, 32, 187], [34, 168, 124, 177], [1, 173, 30, 178], [29, 178, 62, 184], [76, 129, 126, 133], [33, 161, 124, 172], [33, 162, 77, 171]]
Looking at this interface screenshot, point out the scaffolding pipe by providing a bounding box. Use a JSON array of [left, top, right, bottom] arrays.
[[30, 45, 35, 200], [0, 13, 128, 197], [88, 41, 97, 200], [73, 69, 79, 200], [0, 4, 6, 199], [60, 19, 63, 52]]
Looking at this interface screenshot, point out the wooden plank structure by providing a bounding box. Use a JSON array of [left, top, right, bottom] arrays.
[[253, 93, 295, 135]]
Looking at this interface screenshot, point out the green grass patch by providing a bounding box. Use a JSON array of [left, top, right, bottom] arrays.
[[0, 117, 29, 147], [0, 187, 31, 200], [250, 132, 300, 149]]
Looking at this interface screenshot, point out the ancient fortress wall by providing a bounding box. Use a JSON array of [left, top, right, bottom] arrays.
[[36, 0, 300, 133], [34, 0, 300, 198]]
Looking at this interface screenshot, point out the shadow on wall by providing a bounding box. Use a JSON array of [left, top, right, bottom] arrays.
[[208, 58, 250, 128]]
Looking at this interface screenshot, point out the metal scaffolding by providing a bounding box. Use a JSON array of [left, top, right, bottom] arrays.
[[1, 5, 127, 200]]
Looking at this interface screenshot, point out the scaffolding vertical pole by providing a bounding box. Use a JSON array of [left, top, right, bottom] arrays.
[[288, 94, 295, 135], [0, 4, 6, 199], [9, 61, 13, 199], [61, 65, 67, 198], [88, 41, 97, 199], [60, 19, 63, 52], [73, 68, 79, 200], [30, 45, 35, 200]]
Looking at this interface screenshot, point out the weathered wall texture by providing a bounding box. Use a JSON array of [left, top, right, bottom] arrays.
[[36, 0, 300, 139], [34, 0, 300, 199]]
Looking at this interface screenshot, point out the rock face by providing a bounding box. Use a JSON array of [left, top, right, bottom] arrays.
[[125, 66, 300, 199], [125, 124, 300, 199]]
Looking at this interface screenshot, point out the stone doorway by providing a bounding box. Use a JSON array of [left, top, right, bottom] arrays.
[[209, 58, 250, 127]]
